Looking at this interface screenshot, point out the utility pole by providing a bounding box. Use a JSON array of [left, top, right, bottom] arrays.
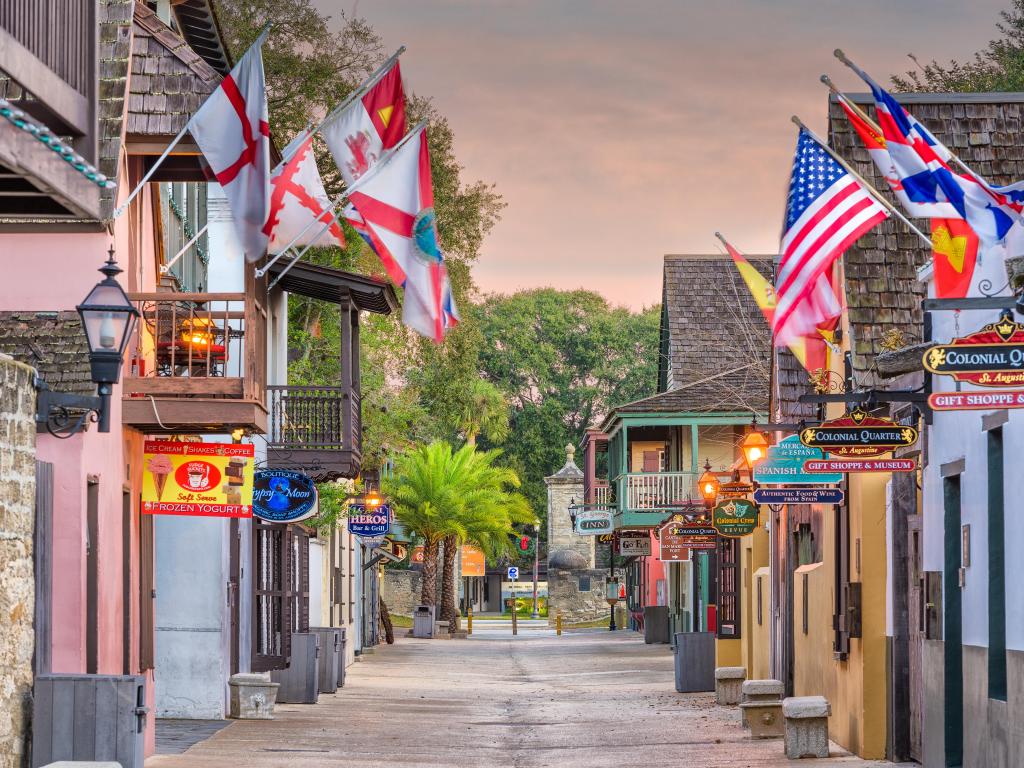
[[609, 537, 617, 631]]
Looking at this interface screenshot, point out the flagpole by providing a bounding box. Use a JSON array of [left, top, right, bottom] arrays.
[[112, 24, 272, 220], [267, 211, 344, 291], [274, 46, 406, 171], [790, 115, 933, 248]]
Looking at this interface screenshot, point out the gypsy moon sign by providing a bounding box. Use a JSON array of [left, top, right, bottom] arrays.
[[252, 470, 317, 523]]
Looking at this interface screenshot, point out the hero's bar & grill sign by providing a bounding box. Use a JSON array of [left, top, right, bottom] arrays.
[[923, 313, 1024, 387], [799, 408, 918, 458]]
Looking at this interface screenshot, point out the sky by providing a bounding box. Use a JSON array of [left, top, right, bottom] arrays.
[[318, 1, 1008, 309]]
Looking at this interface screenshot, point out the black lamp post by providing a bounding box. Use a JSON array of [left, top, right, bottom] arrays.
[[36, 248, 138, 436]]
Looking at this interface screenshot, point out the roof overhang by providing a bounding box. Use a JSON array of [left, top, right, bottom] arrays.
[[267, 260, 399, 314]]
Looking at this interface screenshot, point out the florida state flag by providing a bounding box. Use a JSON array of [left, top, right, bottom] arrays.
[[322, 60, 406, 188], [931, 218, 979, 299], [188, 32, 271, 261]]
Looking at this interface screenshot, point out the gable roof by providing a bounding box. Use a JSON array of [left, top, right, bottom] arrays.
[[656, 253, 771, 412], [127, 3, 221, 138]]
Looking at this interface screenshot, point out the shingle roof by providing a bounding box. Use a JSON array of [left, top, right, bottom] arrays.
[[127, 3, 221, 137], [0, 312, 93, 396], [657, 254, 771, 411]]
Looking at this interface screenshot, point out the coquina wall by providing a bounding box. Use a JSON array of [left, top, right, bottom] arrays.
[[0, 357, 36, 767]]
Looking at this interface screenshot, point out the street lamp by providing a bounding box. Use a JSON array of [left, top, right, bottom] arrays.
[[568, 497, 578, 530], [698, 459, 720, 506], [365, 488, 383, 508], [740, 421, 770, 470], [37, 248, 138, 436], [531, 522, 540, 619]]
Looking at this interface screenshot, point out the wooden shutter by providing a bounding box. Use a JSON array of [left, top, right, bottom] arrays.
[[34, 461, 54, 675], [138, 510, 155, 670], [642, 450, 660, 473], [716, 537, 740, 639], [252, 520, 291, 671]]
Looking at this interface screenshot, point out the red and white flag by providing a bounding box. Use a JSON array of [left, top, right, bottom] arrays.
[[348, 126, 459, 341], [262, 129, 344, 253], [188, 32, 271, 261], [322, 60, 406, 188]]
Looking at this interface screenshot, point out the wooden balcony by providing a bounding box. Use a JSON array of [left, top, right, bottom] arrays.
[[613, 472, 699, 528], [265, 386, 362, 481], [121, 291, 267, 434]]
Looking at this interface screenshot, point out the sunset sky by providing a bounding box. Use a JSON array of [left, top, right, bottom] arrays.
[[320, 1, 1008, 309]]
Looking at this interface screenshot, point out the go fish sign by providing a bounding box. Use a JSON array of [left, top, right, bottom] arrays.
[[142, 441, 254, 518]]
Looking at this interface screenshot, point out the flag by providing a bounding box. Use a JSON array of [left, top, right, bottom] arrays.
[[852, 65, 1022, 246], [931, 218, 979, 299], [348, 127, 458, 341], [722, 237, 830, 372], [188, 32, 271, 261], [774, 129, 887, 346], [263, 129, 345, 253], [322, 60, 406, 188]]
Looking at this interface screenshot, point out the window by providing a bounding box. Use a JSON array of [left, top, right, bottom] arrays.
[[717, 537, 740, 638], [988, 429, 1007, 701], [160, 182, 208, 291]]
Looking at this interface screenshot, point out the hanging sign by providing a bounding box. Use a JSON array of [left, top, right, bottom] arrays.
[[753, 435, 842, 484], [804, 459, 916, 473], [617, 532, 651, 556], [712, 498, 759, 537], [923, 314, 1024, 387], [674, 522, 718, 550], [410, 545, 425, 564], [461, 545, 486, 577], [252, 470, 317, 523], [752, 487, 845, 505], [348, 503, 391, 536], [575, 510, 614, 535], [928, 389, 1024, 411], [799, 408, 918, 457], [142, 440, 254, 518], [658, 519, 692, 561]]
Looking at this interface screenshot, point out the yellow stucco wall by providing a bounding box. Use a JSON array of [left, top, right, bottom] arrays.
[[629, 440, 665, 472], [716, 638, 742, 667], [750, 567, 771, 680]]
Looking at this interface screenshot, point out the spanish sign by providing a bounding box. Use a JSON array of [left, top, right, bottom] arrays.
[[252, 470, 317, 523], [712, 498, 759, 537], [617, 532, 652, 556], [753, 434, 841, 485], [142, 440, 254, 518], [929, 389, 1024, 411], [804, 459, 916, 473], [752, 487, 845, 505], [800, 408, 918, 457], [923, 313, 1024, 387], [347, 503, 391, 536], [575, 509, 614, 535]]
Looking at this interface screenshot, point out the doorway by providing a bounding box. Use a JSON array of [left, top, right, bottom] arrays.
[[943, 475, 963, 768], [907, 514, 924, 762]]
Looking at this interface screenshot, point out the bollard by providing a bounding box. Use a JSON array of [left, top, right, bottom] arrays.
[[512, 607, 518, 636], [467, 606, 473, 635], [556, 611, 562, 636]]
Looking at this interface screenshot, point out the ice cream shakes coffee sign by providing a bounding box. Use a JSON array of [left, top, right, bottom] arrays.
[[142, 440, 255, 517]]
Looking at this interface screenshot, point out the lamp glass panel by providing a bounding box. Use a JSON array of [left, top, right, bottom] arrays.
[[79, 283, 135, 354]]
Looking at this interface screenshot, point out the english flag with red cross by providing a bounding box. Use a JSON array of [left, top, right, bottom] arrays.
[[262, 128, 345, 253], [322, 60, 406, 188], [348, 126, 459, 342], [188, 31, 271, 261]]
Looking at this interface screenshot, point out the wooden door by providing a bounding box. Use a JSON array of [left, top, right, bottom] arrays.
[[908, 514, 924, 762], [228, 518, 240, 675]]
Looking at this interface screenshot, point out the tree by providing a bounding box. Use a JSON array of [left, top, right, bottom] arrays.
[[893, 2, 1024, 92]]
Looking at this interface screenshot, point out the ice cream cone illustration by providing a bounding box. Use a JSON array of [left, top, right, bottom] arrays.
[[146, 454, 173, 501]]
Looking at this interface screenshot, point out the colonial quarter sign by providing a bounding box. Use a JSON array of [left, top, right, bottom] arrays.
[[923, 312, 1024, 387], [799, 407, 918, 458]]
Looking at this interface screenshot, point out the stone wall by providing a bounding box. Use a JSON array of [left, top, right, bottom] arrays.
[[547, 568, 608, 626], [0, 357, 36, 766], [545, 445, 593, 567], [381, 570, 421, 617]]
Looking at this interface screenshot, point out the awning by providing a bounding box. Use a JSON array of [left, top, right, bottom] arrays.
[[267, 260, 398, 315]]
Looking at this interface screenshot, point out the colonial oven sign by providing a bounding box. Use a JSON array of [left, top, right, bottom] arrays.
[[712, 498, 758, 538], [252, 470, 317, 523], [799, 408, 918, 458], [348, 503, 392, 537], [923, 313, 1024, 387]]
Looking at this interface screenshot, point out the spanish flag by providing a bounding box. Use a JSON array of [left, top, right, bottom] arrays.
[[931, 218, 978, 299]]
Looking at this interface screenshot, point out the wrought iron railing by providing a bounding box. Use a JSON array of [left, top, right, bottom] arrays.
[[266, 385, 360, 451]]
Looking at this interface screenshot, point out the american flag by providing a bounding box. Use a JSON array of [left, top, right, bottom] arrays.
[[773, 129, 888, 345]]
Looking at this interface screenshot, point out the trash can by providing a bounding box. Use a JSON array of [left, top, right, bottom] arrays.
[[673, 631, 715, 692], [643, 606, 670, 644], [337, 628, 347, 688], [413, 605, 436, 638], [271, 632, 320, 703], [311, 627, 341, 694]]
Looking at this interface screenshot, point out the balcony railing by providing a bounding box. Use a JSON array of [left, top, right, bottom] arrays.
[[266, 386, 360, 452], [619, 472, 699, 512], [593, 484, 612, 506]]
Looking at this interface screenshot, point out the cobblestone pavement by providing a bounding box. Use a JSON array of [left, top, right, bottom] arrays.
[[146, 633, 908, 767]]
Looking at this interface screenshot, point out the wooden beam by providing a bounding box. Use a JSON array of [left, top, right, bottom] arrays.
[[121, 397, 267, 434], [0, 27, 91, 135], [125, 137, 201, 155], [123, 377, 244, 396]]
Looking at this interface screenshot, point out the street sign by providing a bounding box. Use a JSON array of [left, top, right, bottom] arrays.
[[804, 459, 916, 473], [753, 435, 841, 485], [347, 503, 391, 537], [658, 520, 693, 561], [929, 389, 1024, 411], [800, 408, 918, 458], [575, 510, 614, 535], [617, 533, 651, 556], [712, 498, 758, 537], [923, 314, 1024, 387], [752, 487, 845, 505], [507, 566, 519, 581], [361, 535, 385, 549]]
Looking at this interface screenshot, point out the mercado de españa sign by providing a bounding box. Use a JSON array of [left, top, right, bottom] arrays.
[[800, 408, 918, 458], [923, 313, 1024, 387], [753, 434, 842, 484]]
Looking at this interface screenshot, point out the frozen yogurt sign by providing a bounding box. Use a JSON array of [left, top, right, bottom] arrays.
[[142, 440, 254, 518]]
